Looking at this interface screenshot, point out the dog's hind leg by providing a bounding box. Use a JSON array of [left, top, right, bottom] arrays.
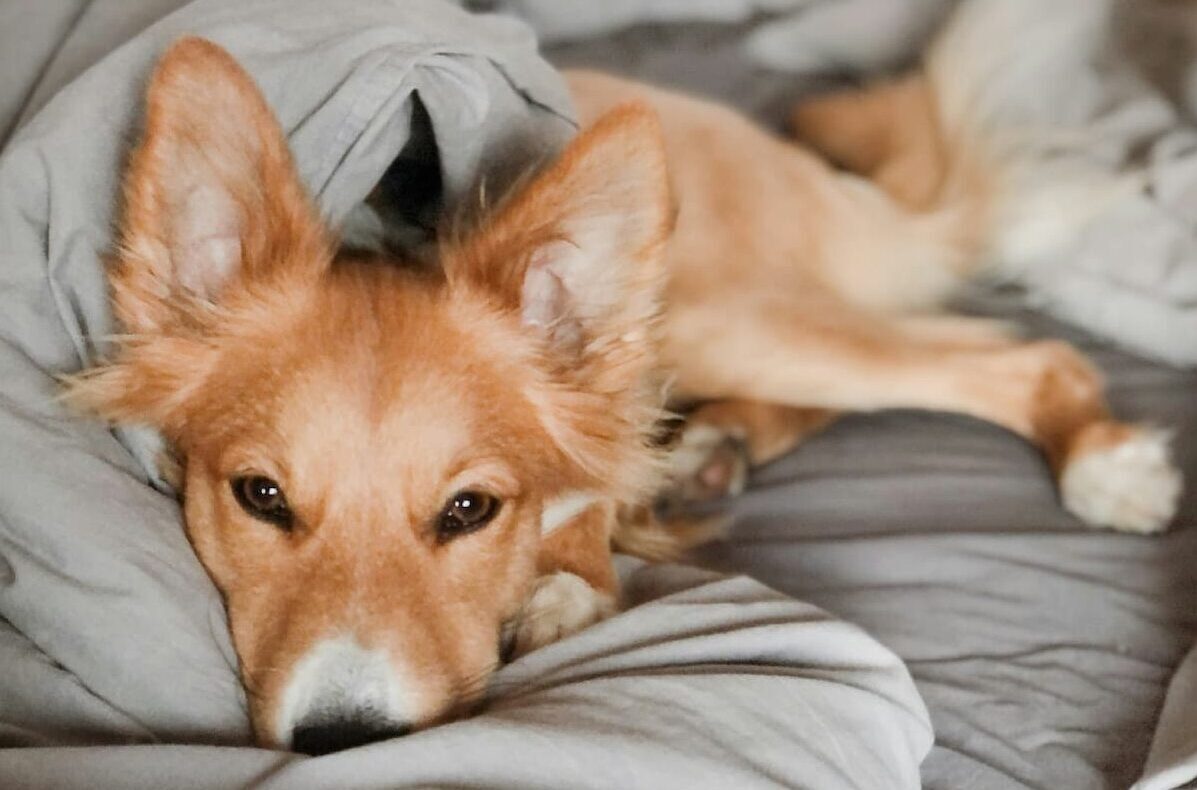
[[790, 75, 947, 212], [660, 314, 1014, 506], [666, 303, 1181, 533]]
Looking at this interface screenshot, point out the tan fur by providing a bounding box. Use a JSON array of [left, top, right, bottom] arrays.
[[685, 400, 837, 467], [70, 39, 671, 748], [71, 33, 1176, 752], [612, 504, 727, 561], [791, 76, 949, 211], [537, 501, 619, 596], [564, 69, 1141, 480]]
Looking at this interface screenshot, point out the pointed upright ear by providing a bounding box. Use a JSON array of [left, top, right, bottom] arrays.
[[448, 103, 673, 361], [114, 37, 330, 334]]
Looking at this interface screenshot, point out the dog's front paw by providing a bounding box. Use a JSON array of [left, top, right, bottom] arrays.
[[511, 572, 616, 658], [1061, 425, 1181, 534], [659, 422, 749, 512]]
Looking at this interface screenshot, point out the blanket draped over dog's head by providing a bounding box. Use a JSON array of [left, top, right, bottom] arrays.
[[0, 0, 575, 742]]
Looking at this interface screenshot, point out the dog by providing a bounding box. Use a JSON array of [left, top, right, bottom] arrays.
[[69, 0, 1181, 755]]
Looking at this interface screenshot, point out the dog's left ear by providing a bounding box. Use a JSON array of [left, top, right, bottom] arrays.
[[447, 103, 673, 362], [444, 103, 672, 498], [114, 36, 330, 335]]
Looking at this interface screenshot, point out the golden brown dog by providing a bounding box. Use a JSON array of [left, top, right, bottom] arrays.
[[71, 0, 1180, 755]]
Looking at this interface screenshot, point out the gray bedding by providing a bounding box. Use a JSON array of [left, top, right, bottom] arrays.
[[1, 2, 1195, 789]]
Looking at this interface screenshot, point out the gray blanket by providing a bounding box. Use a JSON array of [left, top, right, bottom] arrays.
[[0, 0, 933, 787]]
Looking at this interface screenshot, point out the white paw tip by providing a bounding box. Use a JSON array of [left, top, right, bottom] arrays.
[[1061, 429, 1181, 534], [513, 572, 615, 657]]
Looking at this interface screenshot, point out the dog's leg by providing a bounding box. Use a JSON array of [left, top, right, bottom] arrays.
[[663, 314, 1015, 506], [668, 304, 1181, 532], [511, 502, 619, 657], [789, 75, 946, 211], [893, 314, 1017, 351], [663, 401, 838, 505]]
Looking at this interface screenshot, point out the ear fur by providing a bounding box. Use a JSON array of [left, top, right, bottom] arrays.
[[444, 103, 675, 501], [113, 36, 329, 335], [445, 102, 673, 363], [63, 335, 217, 431], [72, 37, 327, 430]]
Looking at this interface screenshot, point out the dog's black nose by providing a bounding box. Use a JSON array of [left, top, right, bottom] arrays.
[[291, 716, 411, 755]]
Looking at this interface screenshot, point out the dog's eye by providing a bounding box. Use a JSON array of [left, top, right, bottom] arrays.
[[437, 490, 500, 542], [231, 476, 293, 529]]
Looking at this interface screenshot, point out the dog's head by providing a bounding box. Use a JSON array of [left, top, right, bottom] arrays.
[[69, 38, 671, 752]]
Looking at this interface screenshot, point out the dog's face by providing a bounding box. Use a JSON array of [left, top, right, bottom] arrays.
[[71, 39, 670, 751], [174, 268, 571, 751]]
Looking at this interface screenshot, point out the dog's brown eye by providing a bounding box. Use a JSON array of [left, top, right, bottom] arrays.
[[231, 476, 293, 529], [437, 490, 500, 542]]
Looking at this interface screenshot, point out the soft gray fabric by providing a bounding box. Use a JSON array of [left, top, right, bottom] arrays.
[[483, 0, 813, 43], [1136, 642, 1197, 790], [0, 0, 87, 148], [0, 0, 935, 787], [0, 616, 153, 747], [7, 0, 190, 136], [0, 560, 933, 790], [517, 0, 1197, 368]]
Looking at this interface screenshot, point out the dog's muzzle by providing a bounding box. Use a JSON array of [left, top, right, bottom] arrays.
[[275, 635, 418, 754]]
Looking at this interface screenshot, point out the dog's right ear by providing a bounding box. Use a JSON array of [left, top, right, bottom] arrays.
[[113, 37, 330, 335], [66, 39, 330, 432]]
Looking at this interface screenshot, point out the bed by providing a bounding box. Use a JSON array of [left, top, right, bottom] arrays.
[[0, 2, 1194, 788]]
